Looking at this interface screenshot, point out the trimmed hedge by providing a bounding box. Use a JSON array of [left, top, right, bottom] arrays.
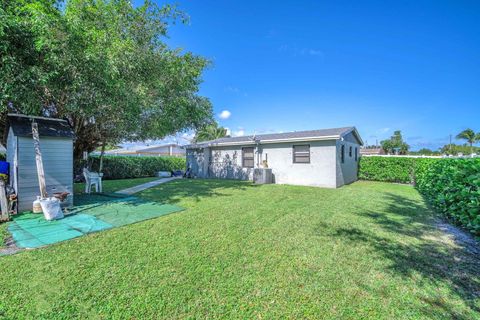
[[359, 156, 480, 235], [416, 158, 480, 235], [76, 155, 186, 180], [358, 156, 439, 184]]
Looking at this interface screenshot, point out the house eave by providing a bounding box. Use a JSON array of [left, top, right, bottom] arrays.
[[186, 135, 341, 149]]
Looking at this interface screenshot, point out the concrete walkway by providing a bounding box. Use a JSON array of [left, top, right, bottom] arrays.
[[116, 177, 180, 195]]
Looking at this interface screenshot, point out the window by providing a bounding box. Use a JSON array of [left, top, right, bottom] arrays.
[[355, 147, 358, 162], [341, 145, 345, 163], [242, 147, 254, 168], [349, 146, 352, 157], [293, 145, 310, 163]]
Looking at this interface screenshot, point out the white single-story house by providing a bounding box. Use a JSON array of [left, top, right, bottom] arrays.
[[104, 143, 185, 157], [185, 126, 363, 188]]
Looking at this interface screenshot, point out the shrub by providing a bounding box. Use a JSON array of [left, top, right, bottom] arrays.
[[358, 157, 439, 184], [359, 156, 480, 235], [416, 158, 480, 235], [75, 155, 186, 180]]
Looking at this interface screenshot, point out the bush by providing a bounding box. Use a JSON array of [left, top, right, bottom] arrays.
[[416, 158, 480, 235], [359, 156, 480, 235], [358, 156, 439, 184], [75, 155, 186, 180]]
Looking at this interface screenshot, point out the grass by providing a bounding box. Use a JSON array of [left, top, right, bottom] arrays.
[[73, 176, 159, 194], [0, 179, 479, 319], [0, 223, 8, 249]]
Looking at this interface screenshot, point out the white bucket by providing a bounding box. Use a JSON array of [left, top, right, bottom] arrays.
[[33, 196, 43, 213], [40, 197, 64, 221]]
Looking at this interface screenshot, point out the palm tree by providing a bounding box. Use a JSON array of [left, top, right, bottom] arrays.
[[195, 124, 228, 142], [456, 128, 476, 154]]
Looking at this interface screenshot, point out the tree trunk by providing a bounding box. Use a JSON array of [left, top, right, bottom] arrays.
[[99, 142, 106, 173]]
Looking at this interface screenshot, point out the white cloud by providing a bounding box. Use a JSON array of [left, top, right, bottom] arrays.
[[279, 45, 324, 57], [305, 49, 323, 56], [225, 127, 231, 136], [224, 86, 240, 93], [232, 127, 245, 137], [218, 110, 231, 120], [181, 132, 195, 142]]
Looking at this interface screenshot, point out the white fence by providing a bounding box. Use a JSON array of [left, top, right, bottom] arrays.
[[361, 154, 479, 159]]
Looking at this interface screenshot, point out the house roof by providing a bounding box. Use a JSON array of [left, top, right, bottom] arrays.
[[105, 143, 184, 154], [8, 114, 74, 138], [186, 126, 363, 148], [360, 148, 385, 155]]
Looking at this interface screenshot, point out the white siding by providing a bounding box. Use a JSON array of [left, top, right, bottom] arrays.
[[15, 136, 73, 212], [6, 128, 17, 193]]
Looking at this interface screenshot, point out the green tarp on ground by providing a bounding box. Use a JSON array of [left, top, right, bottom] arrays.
[[8, 193, 184, 249], [71, 194, 184, 227]]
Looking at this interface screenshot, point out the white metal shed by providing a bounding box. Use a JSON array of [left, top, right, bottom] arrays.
[[6, 114, 74, 212]]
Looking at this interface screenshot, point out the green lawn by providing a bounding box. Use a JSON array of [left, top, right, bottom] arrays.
[[0, 179, 479, 319], [73, 176, 159, 194]]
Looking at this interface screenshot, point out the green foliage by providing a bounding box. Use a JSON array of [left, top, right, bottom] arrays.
[[409, 148, 441, 156], [358, 157, 439, 184], [359, 156, 480, 235], [1, 180, 479, 318], [455, 129, 480, 154], [416, 158, 480, 235], [439, 143, 480, 155], [380, 130, 409, 154], [194, 122, 228, 142], [0, 0, 213, 157], [76, 155, 186, 180]]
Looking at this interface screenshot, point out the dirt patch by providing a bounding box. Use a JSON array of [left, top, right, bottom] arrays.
[[0, 236, 24, 256], [435, 219, 480, 255]]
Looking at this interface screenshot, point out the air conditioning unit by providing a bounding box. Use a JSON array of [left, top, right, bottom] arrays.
[[253, 168, 273, 184]]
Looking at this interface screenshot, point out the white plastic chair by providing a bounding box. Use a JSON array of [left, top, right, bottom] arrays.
[[83, 168, 103, 194]]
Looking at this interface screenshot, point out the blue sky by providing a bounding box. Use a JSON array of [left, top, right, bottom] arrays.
[[130, 0, 479, 150]]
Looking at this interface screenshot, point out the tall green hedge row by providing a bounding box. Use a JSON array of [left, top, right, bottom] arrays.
[[358, 157, 439, 184], [359, 156, 480, 235], [76, 155, 186, 180], [416, 158, 480, 235]]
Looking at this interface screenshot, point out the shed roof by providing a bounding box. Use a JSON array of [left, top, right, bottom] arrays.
[[186, 126, 363, 148], [8, 114, 74, 138]]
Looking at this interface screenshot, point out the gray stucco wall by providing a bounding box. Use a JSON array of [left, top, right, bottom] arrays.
[[209, 146, 253, 180], [335, 135, 360, 187], [10, 136, 73, 212], [186, 135, 361, 188], [186, 147, 210, 178], [260, 140, 337, 187]]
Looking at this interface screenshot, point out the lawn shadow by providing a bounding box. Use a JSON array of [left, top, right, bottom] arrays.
[[318, 191, 480, 319], [137, 178, 258, 204]]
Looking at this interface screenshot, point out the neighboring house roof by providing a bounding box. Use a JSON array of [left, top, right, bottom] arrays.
[[106, 143, 185, 155], [360, 148, 385, 155], [136, 144, 184, 152], [8, 114, 74, 138], [186, 127, 363, 148]]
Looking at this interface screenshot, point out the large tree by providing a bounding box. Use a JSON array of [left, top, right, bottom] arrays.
[[456, 129, 477, 154], [0, 0, 213, 158], [380, 130, 409, 155]]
